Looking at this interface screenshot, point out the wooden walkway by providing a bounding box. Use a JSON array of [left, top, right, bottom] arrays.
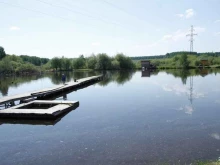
[[0, 100, 79, 119], [0, 75, 103, 107]]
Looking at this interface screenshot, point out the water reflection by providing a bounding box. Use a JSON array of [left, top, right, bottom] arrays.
[[48, 71, 101, 85], [141, 69, 159, 77], [99, 70, 135, 86], [210, 133, 220, 140], [0, 75, 43, 96], [165, 68, 220, 84], [1, 69, 220, 96], [0, 70, 220, 164]]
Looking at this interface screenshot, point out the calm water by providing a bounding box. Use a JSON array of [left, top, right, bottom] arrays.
[[0, 69, 220, 165]]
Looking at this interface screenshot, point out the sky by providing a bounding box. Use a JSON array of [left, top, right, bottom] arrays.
[[0, 0, 220, 58]]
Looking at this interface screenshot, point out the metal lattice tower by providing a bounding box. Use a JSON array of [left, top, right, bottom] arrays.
[[186, 25, 197, 52]]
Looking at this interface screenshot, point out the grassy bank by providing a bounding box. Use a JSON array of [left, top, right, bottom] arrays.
[[133, 53, 220, 69]]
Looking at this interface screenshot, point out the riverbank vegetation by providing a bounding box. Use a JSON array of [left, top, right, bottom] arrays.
[[133, 51, 220, 69], [49, 53, 135, 71], [1, 45, 220, 76]]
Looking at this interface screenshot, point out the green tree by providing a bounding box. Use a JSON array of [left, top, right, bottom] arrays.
[[20, 55, 49, 66], [51, 57, 60, 71], [115, 53, 135, 69], [95, 53, 111, 70], [173, 56, 179, 62], [179, 54, 189, 69], [73, 55, 86, 69], [0, 46, 6, 59], [87, 55, 97, 69], [194, 60, 200, 66], [111, 59, 120, 69], [62, 58, 71, 70]]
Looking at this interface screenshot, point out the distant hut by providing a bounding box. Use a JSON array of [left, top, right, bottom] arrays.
[[141, 60, 155, 70], [200, 59, 209, 67]]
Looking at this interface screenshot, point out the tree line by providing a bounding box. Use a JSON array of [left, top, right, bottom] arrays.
[[1, 44, 220, 76], [50, 53, 136, 71], [0, 46, 50, 75], [131, 51, 220, 60]]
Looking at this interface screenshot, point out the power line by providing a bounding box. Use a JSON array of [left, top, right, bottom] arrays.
[[186, 25, 197, 52], [53, 0, 121, 25], [0, 0, 137, 33], [35, 0, 123, 27], [101, 0, 147, 23], [35, 0, 96, 19], [0, 1, 88, 25]]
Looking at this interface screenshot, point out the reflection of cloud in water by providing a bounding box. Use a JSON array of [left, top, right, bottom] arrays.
[[163, 84, 188, 94], [155, 95, 161, 98], [162, 84, 205, 98], [177, 105, 194, 115], [211, 133, 220, 140], [213, 89, 220, 92]]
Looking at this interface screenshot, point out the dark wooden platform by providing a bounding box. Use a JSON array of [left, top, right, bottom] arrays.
[[0, 100, 79, 119], [0, 75, 102, 107]]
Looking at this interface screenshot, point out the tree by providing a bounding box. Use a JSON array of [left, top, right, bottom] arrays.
[[62, 58, 71, 70], [111, 59, 120, 69], [115, 53, 135, 69], [51, 57, 60, 71], [20, 55, 49, 66], [179, 54, 189, 69], [95, 53, 111, 70], [73, 55, 86, 69], [87, 55, 97, 69], [0, 46, 6, 59]]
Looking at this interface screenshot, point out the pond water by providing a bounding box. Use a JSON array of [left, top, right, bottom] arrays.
[[0, 69, 220, 165]]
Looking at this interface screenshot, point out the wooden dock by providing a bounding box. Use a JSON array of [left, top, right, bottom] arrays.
[[0, 100, 79, 119], [0, 75, 103, 107]]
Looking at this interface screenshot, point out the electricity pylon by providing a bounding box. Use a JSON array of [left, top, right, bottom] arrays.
[[186, 25, 197, 52]]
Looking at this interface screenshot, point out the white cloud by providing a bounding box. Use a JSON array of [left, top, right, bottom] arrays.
[[91, 42, 101, 46], [134, 26, 205, 49], [162, 26, 205, 42], [176, 9, 195, 19], [214, 20, 220, 23], [162, 35, 173, 41], [215, 99, 220, 104], [9, 26, 20, 31], [185, 9, 194, 18], [176, 14, 184, 18]]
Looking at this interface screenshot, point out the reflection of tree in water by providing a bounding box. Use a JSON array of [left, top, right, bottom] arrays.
[[179, 70, 190, 85], [165, 69, 220, 85], [0, 75, 42, 96], [99, 71, 135, 86], [0, 71, 102, 96], [50, 73, 61, 85], [47, 71, 101, 85]]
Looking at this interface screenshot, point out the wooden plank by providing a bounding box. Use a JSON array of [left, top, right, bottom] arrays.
[[0, 100, 79, 119], [0, 75, 102, 105]]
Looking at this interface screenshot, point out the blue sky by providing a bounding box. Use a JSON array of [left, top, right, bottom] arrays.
[[0, 0, 220, 58]]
